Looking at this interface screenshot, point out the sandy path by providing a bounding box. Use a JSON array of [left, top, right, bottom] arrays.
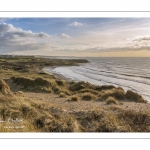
[[23, 92, 150, 113]]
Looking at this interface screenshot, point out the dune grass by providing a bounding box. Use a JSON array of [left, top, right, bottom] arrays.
[[0, 84, 149, 132], [82, 92, 97, 101], [68, 96, 80, 102], [125, 90, 147, 103], [105, 97, 119, 105], [0, 67, 149, 132], [98, 87, 125, 101]]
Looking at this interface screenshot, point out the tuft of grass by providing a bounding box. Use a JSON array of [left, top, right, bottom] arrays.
[[56, 80, 66, 86], [44, 115, 82, 132], [69, 81, 94, 91], [98, 87, 125, 101], [95, 85, 115, 91], [59, 93, 67, 98], [69, 96, 80, 102], [125, 90, 147, 103], [0, 79, 13, 96], [105, 97, 119, 105], [79, 89, 99, 95], [60, 89, 71, 96], [82, 92, 97, 101]]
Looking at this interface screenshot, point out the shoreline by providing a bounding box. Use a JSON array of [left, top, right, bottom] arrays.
[[41, 67, 74, 82], [42, 66, 150, 103]]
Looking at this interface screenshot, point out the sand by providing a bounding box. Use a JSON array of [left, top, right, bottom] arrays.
[[22, 92, 150, 113]]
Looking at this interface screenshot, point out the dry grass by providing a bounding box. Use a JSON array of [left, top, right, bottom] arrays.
[[0, 79, 13, 96], [69, 81, 94, 91], [79, 89, 99, 95], [75, 107, 150, 132], [68, 96, 80, 102], [0, 68, 149, 132], [105, 97, 119, 105], [125, 90, 147, 103], [98, 87, 125, 101], [82, 92, 97, 101], [59, 93, 67, 98], [95, 85, 115, 91]]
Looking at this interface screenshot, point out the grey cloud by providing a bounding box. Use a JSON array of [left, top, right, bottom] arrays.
[[0, 22, 15, 33], [0, 22, 50, 39], [133, 37, 150, 42]]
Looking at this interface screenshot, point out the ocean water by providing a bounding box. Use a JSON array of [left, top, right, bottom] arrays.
[[46, 57, 150, 102]]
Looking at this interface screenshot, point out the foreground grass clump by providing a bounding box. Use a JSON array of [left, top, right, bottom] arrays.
[[125, 90, 147, 103], [75, 108, 150, 132], [105, 97, 119, 105], [44, 115, 82, 132], [0, 79, 13, 96], [82, 93, 97, 101]]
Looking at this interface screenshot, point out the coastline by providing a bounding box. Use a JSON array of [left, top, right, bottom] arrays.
[[0, 56, 150, 132], [41, 67, 73, 82]]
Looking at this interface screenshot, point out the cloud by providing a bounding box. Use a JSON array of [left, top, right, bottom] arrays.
[[69, 21, 84, 27], [133, 36, 150, 42], [0, 22, 51, 54], [58, 33, 70, 38], [0, 22, 50, 39]]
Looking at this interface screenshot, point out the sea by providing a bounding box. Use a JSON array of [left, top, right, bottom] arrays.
[[45, 57, 150, 102]]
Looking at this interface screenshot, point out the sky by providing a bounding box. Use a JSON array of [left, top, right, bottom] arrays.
[[1, 18, 150, 57]]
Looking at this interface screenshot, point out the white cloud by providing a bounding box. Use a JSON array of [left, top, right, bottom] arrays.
[[0, 22, 50, 39], [69, 21, 84, 27], [0, 22, 51, 54], [58, 33, 70, 38]]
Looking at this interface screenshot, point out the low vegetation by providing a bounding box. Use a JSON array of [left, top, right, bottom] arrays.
[[82, 93, 97, 101], [105, 97, 119, 105], [0, 56, 149, 132], [125, 90, 147, 103], [68, 96, 80, 102]]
